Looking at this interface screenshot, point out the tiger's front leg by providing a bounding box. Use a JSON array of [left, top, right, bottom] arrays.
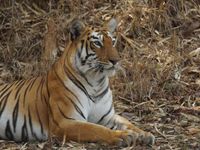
[[51, 119, 139, 146], [104, 114, 155, 146]]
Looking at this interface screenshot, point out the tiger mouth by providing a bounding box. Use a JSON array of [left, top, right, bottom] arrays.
[[88, 60, 121, 73], [99, 63, 120, 71]]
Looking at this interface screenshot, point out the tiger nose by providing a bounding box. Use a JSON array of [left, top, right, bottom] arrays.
[[109, 59, 119, 65]]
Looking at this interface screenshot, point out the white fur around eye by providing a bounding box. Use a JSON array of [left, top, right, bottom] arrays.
[[107, 32, 116, 47], [112, 38, 117, 47]]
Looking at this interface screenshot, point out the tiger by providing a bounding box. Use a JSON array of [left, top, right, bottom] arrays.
[[0, 18, 155, 147]]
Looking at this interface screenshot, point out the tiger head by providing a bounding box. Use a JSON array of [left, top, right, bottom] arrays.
[[69, 19, 120, 77]]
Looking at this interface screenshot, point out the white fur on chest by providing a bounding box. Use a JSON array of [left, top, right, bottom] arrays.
[[88, 89, 114, 124], [64, 77, 114, 124]]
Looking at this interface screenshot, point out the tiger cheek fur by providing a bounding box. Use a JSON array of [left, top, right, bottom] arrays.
[[90, 33, 119, 64], [0, 19, 155, 146]]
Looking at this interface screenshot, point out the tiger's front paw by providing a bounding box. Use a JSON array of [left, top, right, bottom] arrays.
[[138, 132, 155, 146], [109, 130, 138, 147]]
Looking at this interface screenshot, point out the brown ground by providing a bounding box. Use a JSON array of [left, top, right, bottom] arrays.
[[0, 0, 200, 149]]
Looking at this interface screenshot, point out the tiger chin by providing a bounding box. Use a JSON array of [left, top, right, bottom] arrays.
[[0, 18, 155, 147]]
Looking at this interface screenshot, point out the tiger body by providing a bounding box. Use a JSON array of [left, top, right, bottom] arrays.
[[0, 19, 155, 146], [0, 77, 49, 141]]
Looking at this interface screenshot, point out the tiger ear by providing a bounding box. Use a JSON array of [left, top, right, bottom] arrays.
[[106, 18, 118, 33], [69, 20, 85, 41]]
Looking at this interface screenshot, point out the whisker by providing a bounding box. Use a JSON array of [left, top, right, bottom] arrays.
[[97, 61, 109, 65], [116, 65, 126, 77]]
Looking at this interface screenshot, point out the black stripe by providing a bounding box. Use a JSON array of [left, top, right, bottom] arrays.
[[41, 78, 48, 107], [46, 73, 50, 98], [5, 120, 14, 140], [63, 64, 94, 102], [48, 103, 60, 127], [97, 77, 105, 84], [15, 80, 25, 89], [63, 66, 87, 94], [28, 77, 38, 92], [36, 101, 44, 135], [53, 67, 84, 107], [0, 84, 8, 91], [85, 41, 95, 61], [28, 107, 33, 134], [57, 104, 75, 120], [21, 115, 28, 141], [77, 40, 84, 58], [81, 40, 84, 51], [13, 99, 19, 132], [15, 79, 26, 89], [85, 42, 89, 55], [0, 82, 15, 98], [42, 80, 60, 129], [91, 35, 99, 39], [74, 61, 93, 87], [61, 91, 86, 119], [28, 106, 40, 141], [36, 78, 44, 95], [97, 105, 113, 124], [0, 91, 11, 118], [85, 53, 96, 61], [110, 119, 117, 130], [104, 118, 112, 127], [43, 94, 49, 108], [81, 59, 86, 65], [14, 80, 27, 100], [99, 65, 104, 73], [78, 70, 93, 87], [35, 78, 44, 106], [94, 86, 109, 99], [69, 99, 86, 120], [23, 78, 38, 105]]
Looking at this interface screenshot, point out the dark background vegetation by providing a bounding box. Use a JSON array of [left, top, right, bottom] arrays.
[[0, 0, 200, 149]]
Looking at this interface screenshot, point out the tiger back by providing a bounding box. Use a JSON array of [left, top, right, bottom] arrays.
[[0, 19, 155, 146]]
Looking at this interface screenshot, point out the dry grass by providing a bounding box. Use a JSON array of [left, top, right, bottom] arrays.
[[0, 0, 200, 149]]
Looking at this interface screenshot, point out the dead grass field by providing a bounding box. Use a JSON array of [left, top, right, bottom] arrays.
[[0, 0, 200, 149]]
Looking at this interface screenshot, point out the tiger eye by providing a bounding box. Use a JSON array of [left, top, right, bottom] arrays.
[[94, 41, 102, 47]]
